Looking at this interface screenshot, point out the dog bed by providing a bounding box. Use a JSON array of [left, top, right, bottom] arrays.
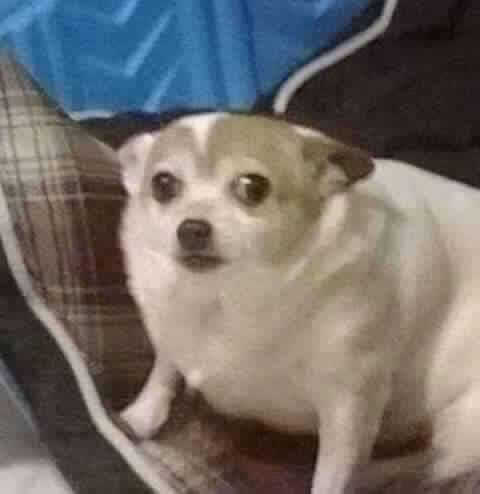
[[1, 0, 480, 492]]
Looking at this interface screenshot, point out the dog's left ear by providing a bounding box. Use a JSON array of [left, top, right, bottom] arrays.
[[301, 133, 374, 198], [117, 133, 155, 195]]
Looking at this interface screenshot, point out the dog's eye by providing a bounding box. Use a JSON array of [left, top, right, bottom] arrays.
[[231, 174, 271, 206], [152, 172, 182, 203]]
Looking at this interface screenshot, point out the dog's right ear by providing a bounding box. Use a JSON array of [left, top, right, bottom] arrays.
[[299, 131, 374, 200], [117, 133, 155, 195]]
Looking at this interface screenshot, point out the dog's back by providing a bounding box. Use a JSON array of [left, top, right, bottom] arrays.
[[361, 159, 480, 484]]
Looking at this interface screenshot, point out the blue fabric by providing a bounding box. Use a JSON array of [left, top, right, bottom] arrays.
[[0, 0, 376, 114], [0, 359, 34, 428]]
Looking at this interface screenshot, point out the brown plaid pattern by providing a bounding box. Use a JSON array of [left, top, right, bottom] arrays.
[[2, 56, 480, 494], [0, 56, 152, 394]]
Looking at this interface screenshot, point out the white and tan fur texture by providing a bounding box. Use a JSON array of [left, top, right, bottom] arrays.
[[118, 113, 480, 494]]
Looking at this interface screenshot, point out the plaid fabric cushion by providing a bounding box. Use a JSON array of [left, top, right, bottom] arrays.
[[0, 56, 151, 404]]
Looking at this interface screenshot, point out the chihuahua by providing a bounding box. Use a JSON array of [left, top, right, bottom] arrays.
[[117, 113, 480, 494]]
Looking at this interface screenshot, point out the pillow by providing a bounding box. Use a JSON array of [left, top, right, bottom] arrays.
[[0, 56, 151, 405]]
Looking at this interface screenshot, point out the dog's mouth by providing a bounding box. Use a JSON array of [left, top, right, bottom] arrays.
[[178, 254, 225, 271]]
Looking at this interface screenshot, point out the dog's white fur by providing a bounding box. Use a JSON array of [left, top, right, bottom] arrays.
[[118, 113, 480, 494]]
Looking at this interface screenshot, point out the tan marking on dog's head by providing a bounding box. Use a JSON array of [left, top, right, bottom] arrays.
[[205, 114, 374, 207], [206, 115, 306, 203]]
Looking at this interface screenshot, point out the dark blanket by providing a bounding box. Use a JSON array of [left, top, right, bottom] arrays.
[[287, 0, 480, 186]]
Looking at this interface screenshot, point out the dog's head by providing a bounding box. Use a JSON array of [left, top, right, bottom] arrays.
[[118, 113, 374, 272]]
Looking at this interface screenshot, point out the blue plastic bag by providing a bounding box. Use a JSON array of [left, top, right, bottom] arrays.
[[0, 0, 380, 115]]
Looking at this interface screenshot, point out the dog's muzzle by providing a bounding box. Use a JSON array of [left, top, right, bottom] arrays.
[[176, 218, 224, 271]]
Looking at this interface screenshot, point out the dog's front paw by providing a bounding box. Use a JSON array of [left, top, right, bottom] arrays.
[[119, 394, 172, 441]]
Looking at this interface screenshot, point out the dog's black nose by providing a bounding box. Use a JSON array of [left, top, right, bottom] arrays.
[[177, 219, 212, 251]]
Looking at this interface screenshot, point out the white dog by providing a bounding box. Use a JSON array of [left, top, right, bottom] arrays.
[[117, 112, 480, 494]]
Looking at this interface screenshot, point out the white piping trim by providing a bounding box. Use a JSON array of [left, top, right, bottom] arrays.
[[273, 0, 398, 114], [0, 189, 176, 494]]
